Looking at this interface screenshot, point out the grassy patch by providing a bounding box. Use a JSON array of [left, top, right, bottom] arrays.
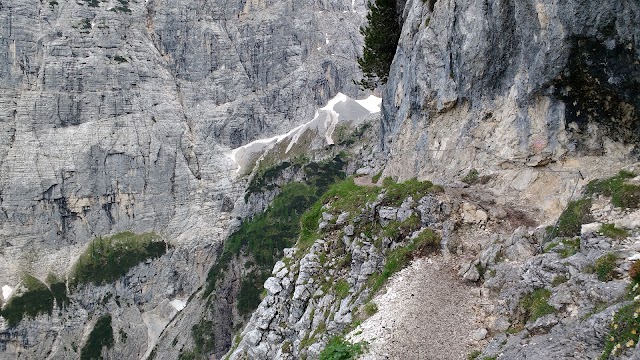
[[382, 214, 422, 241], [595, 253, 618, 282], [544, 237, 580, 258], [551, 199, 593, 237], [0, 274, 54, 327], [70, 232, 167, 288], [369, 229, 440, 294], [80, 315, 114, 360], [381, 177, 443, 206], [467, 351, 482, 360], [299, 178, 380, 251], [319, 336, 365, 360], [462, 169, 479, 184], [586, 170, 640, 209], [363, 302, 378, 316], [551, 274, 569, 287], [599, 223, 629, 240], [519, 288, 555, 323], [372, 171, 383, 183], [335, 279, 350, 299], [600, 300, 640, 359], [205, 182, 319, 299]]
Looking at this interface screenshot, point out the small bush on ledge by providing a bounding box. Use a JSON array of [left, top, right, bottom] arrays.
[[70, 231, 167, 289], [0, 274, 54, 327]]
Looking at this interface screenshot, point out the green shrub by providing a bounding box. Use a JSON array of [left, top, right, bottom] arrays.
[[462, 169, 479, 184], [600, 300, 640, 359], [382, 214, 422, 241], [519, 288, 555, 323], [595, 253, 618, 282], [237, 277, 263, 316], [381, 178, 443, 207], [363, 302, 378, 316], [586, 170, 640, 209], [70, 232, 167, 288], [319, 336, 365, 360], [46, 273, 70, 309], [192, 319, 215, 355], [599, 223, 629, 240], [335, 279, 350, 299], [205, 182, 319, 299], [0, 274, 54, 327], [544, 237, 580, 258], [552, 199, 593, 237], [80, 314, 114, 360]]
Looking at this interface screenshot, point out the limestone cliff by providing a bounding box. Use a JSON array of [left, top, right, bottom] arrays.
[[383, 0, 639, 219], [0, 0, 369, 358]]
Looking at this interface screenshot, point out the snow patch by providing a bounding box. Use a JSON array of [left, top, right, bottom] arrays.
[[227, 93, 382, 174], [2, 285, 12, 300], [169, 299, 187, 311], [355, 95, 383, 113]]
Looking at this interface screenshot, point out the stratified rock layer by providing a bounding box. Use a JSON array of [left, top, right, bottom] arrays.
[[0, 0, 368, 358]]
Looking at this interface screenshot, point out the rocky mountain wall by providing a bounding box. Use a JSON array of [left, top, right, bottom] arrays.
[[382, 0, 640, 218], [0, 0, 369, 358]]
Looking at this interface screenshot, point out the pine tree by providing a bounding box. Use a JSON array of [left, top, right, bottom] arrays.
[[356, 0, 401, 90]]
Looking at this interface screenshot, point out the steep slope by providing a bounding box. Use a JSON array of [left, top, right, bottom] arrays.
[[0, 0, 369, 358], [224, 0, 640, 359]]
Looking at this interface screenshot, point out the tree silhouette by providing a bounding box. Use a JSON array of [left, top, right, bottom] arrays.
[[356, 0, 401, 90]]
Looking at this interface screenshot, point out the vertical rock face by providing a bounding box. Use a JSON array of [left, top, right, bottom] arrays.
[[0, 0, 368, 358], [382, 0, 640, 216]]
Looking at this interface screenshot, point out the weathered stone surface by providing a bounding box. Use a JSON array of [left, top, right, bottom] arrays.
[[0, 0, 369, 358], [382, 0, 640, 218]]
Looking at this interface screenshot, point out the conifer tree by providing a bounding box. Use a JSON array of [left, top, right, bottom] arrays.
[[356, 0, 401, 90]]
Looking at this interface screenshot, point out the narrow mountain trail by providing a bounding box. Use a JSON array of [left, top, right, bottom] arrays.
[[351, 256, 486, 360]]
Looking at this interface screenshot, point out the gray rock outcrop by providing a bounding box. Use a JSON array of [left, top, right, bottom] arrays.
[[0, 0, 370, 358], [382, 0, 640, 218]]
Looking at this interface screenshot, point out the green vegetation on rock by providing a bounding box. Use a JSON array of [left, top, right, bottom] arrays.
[[599, 223, 629, 240], [595, 253, 618, 282], [357, 0, 401, 89], [369, 228, 440, 294], [192, 319, 215, 355], [47, 273, 70, 309], [586, 170, 640, 209], [205, 155, 347, 319], [319, 336, 366, 360], [519, 288, 555, 323], [0, 274, 54, 327], [80, 314, 114, 360], [544, 237, 580, 258], [552, 198, 593, 237], [70, 231, 167, 288], [381, 177, 443, 207], [600, 297, 640, 359]]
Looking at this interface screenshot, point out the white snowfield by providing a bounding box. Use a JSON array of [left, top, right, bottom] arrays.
[[2, 285, 12, 300], [169, 299, 187, 311], [228, 93, 381, 174]]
